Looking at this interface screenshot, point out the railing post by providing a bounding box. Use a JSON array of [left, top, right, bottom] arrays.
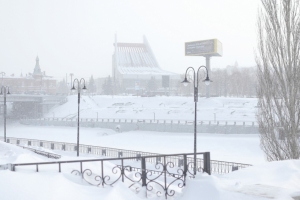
[[183, 154, 187, 186], [121, 159, 124, 182], [136, 153, 141, 161], [203, 152, 211, 175], [101, 160, 104, 187], [8, 164, 15, 171], [164, 156, 167, 199], [141, 157, 146, 186]]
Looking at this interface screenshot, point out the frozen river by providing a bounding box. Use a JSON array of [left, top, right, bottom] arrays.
[[2, 123, 264, 165]]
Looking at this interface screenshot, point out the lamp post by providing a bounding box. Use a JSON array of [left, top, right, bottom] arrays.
[[71, 78, 87, 157], [0, 72, 5, 86], [69, 73, 74, 95], [1, 86, 10, 143], [153, 112, 155, 122], [182, 66, 210, 175]]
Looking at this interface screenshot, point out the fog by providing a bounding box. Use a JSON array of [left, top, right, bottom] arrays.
[[0, 0, 259, 79]]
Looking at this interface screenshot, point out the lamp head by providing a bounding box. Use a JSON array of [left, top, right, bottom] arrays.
[[181, 77, 190, 87], [82, 85, 87, 93], [203, 76, 211, 86]]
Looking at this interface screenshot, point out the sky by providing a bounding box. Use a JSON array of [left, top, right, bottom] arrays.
[[0, 0, 260, 81]]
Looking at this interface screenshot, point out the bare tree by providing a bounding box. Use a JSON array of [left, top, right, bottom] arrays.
[[256, 0, 300, 161]]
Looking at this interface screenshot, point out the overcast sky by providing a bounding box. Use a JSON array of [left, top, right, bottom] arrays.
[[0, 0, 260, 80]]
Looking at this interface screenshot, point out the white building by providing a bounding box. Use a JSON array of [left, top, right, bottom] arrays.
[[112, 35, 180, 95]]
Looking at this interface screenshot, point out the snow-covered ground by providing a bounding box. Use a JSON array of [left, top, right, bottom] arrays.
[[0, 141, 299, 200], [1, 96, 299, 199], [44, 96, 258, 122]]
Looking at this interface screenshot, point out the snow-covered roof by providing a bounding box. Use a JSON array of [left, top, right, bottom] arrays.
[[2, 75, 55, 80]]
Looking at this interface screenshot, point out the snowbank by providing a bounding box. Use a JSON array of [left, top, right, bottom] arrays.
[[180, 160, 300, 200], [0, 142, 299, 200]]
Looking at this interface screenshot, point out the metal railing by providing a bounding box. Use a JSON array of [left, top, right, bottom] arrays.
[[2, 136, 252, 174], [17, 145, 61, 159], [22, 117, 258, 126], [8, 152, 210, 199]]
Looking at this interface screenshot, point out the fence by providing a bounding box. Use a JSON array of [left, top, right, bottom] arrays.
[[20, 118, 259, 134], [17, 145, 61, 159], [1, 136, 252, 174], [8, 152, 209, 199]]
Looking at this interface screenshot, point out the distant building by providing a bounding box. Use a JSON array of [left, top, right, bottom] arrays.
[[1, 56, 56, 94], [112, 35, 180, 95]]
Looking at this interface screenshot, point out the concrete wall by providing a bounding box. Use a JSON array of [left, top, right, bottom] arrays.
[[20, 118, 259, 134]]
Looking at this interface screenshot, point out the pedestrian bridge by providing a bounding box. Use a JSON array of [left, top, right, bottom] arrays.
[[0, 94, 67, 118], [0, 94, 67, 104]]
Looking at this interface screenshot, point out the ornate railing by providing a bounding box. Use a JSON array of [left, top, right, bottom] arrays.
[[1, 136, 252, 174], [8, 152, 210, 199]]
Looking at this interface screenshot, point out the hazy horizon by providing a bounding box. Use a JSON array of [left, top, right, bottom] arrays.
[[0, 0, 260, 80]]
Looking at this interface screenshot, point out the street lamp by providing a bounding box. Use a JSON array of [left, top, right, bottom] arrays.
[[71, 78, 87, 157], [182, 66, 210, 175], [69, 73, 74, 95], [0, 72, 5, 86], [1, 86, 10, 143]]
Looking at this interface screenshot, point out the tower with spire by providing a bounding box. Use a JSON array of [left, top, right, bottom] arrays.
[[33, 56, 43, 78]]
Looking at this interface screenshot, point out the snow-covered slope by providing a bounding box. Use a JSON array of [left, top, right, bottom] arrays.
[[44, 95, 258, 122]]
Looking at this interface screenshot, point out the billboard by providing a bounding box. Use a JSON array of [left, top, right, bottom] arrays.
[[185, 39, 222, 57]]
